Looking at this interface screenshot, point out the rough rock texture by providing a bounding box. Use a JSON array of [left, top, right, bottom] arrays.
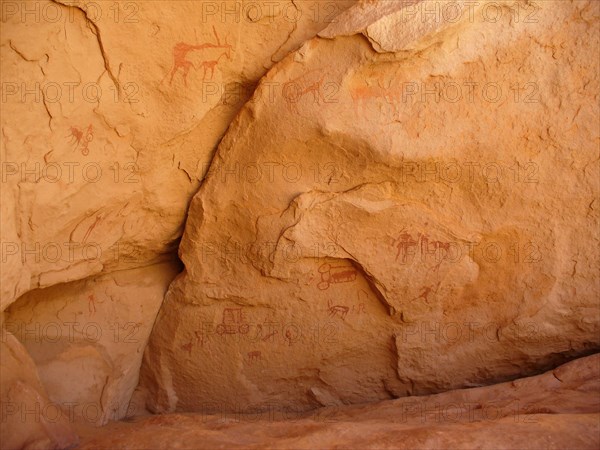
[[0, 329, 79, 450], [0, 0, 356, 308], [140, 0, 600, 413], [5, 261, 180, 426], [79, 354, 600, 449], [1, 0, 599, 448], [0, 1, 356, 445]]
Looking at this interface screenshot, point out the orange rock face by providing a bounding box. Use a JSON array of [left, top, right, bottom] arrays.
[[140, 0, 599, 414], [1, 0, 598, 448]]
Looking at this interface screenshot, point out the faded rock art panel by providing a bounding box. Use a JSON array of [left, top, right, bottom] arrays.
[[140, 0, 599, 412], [0, 0, 357, 307]]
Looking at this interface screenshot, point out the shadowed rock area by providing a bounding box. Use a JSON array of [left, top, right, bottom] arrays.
[[78, 355, 600, 448]]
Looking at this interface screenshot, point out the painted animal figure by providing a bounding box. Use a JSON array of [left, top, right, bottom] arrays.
[[328, 298, 349, 320], [351, 84, 388, 115], [198, 52, 230, 80], [282, 70, 326, 113], [331, 270, 357, 283], [317, 263, 358, 290], [169, 43, 201, 85], [169, 26, 233, 85]]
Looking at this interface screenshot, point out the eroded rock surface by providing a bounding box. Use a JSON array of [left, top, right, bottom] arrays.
[[140, 0, 600, 413], [0, 329, 79, 450], [81, 354, 600, 449], [0, 0, 356, 309], [5, 261, 180, 425], [1, 0, 598, 448], [0, 1, 356, 443]]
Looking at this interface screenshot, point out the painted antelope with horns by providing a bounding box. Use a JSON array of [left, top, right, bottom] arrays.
[[168, 26, 233, 86]]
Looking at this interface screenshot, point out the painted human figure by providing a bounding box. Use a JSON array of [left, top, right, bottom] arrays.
[[411, 282, 441, 303]]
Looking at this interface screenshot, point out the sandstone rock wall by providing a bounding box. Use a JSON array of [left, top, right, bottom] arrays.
[[1, 0, 598, 448], [1, 0, 356, 308], [139, 0, 600, 413], [1, 1, 357, 444]]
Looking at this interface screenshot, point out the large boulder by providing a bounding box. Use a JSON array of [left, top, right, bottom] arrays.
[[139, 0, 600, 413]]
